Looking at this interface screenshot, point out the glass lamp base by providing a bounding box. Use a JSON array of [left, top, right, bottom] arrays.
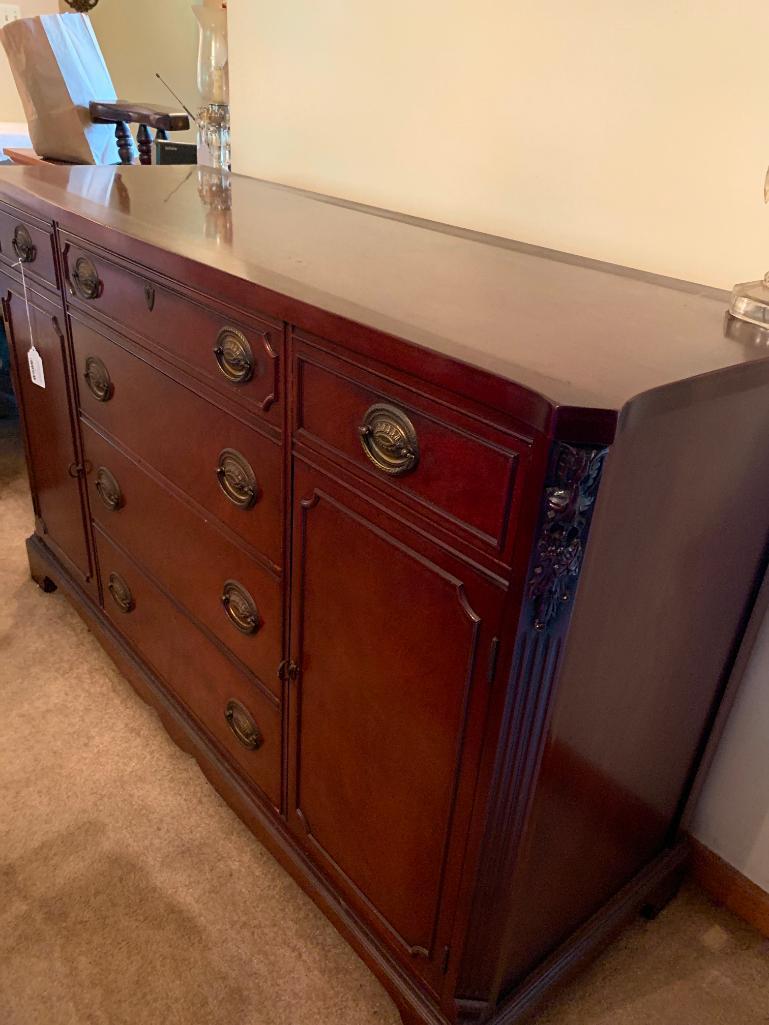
[[730, 274, 769, 328]]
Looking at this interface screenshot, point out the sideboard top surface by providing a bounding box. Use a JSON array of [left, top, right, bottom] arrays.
[[0, 163, 763, 414]]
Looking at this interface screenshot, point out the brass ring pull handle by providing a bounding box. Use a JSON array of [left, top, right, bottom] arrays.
[[216, 448, 260, 509], [83, 355, 113, 402], [221, 579, 261, 635], [213, 327, 254, 384], [224, 699, 264, 750], [358, 403, 420, 476], [70, 255, 102, 300], [107, 571, 134, 614], [11, 225, 36, 264], [94, 466, 123, 511]]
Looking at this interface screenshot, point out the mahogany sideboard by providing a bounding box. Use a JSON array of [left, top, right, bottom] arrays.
[[2, 164, 769, 1025]]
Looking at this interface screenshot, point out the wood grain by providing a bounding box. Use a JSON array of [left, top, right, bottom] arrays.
[[690, 838, 769, 939]]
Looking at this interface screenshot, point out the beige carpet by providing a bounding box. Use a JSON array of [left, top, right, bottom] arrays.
[[1, 416, 768, 1025]]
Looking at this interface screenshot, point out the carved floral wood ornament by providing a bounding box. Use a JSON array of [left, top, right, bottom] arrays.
[[528, 443, 607, 630]]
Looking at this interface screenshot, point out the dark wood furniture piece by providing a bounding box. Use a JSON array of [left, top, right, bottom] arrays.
[[88, 102, 191, 165], [1, 163, 768, 1025]]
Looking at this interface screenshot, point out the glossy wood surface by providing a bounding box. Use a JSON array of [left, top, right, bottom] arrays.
[[82, 422, 283, 700], [71, 316, 283, 572], [61, 233, 283, 427], [1, 280, 91, 584], [0, 164, 756, 415], [95, 527, 282, 811], [0, 201, 58, 290], [493, 359, 769, 995], [288, 455, 505, 994], [294, 333, 529, 567], [3, 166, 768, 1025]]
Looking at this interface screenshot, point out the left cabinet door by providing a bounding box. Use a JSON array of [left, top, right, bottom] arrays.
[[2, 280, 92, 584]]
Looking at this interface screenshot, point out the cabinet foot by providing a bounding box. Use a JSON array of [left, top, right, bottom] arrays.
[[26, 535, 58, 594]]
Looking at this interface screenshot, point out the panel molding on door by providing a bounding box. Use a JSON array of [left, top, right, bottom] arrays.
[[288, 461, 501, 989], [2, 283, 92, 584]]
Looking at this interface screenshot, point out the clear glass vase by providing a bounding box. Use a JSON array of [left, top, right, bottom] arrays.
[[194, 4, 229, 105]]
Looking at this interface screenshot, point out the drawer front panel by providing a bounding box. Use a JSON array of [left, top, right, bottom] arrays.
[[61, 236, 281, 424], [0, 204, 57, 289], [96, 527, 281, 809], [83, 421, 282, 699], [71, 318, 283, 570], [294, 339, 527, 562]]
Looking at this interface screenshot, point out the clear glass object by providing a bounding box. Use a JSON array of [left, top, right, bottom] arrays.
[[194, 4, 229, 104], [730, 273, 769, 328], [193, 3, 230, 170]]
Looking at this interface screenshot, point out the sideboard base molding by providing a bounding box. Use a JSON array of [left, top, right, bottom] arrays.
[[24, 532, 691, 1025]]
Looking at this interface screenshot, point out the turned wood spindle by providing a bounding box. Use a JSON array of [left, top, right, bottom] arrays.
[[114, 121, 133, 165], [137, 124, 153, 166]]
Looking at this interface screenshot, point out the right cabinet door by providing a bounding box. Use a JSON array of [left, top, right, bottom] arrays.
[[288, 457, 505, 990]]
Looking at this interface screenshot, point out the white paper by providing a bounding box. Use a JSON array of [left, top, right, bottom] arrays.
[[0, 13, 136, 164], [27, 346, 45, 388]]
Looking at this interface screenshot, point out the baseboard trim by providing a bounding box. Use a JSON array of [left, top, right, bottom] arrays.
[[690, 837, 769, 939]]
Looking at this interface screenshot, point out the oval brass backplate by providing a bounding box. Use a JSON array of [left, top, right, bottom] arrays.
[[224, 699, 264, 750], [83, 355, 113, 402], [213, 327, 254, 384], [358, 403, 420, 476], [216, 448, 260, 509], [71, 255, 102, 300], [94, 466, 123, 511], [107, 571, 134, 613], [221, 579, 261, 635], [12, 224, 36, 264]]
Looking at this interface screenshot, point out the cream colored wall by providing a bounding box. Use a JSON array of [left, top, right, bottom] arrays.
[[228, 1, 769, 291], [226, 2, 769, 889], [0, 1, 59, 122], [692, 618, 769, 893], [85, 0, 201, 142]]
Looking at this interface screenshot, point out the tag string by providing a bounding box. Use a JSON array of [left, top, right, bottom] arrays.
[[13, 258, 36, 351]]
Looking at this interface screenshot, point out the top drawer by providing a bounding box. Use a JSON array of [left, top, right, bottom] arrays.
[[293, 333, 531, 567], [0, 203, 58, 290], [60, 234, 282, 426]]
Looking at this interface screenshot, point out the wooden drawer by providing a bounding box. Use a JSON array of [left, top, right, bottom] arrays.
[[83, 421, 283, 699], [96, 527, 281, 810], [0, 203, 58, 290], [60, 233, 281, 425], [294, 334, 529, 565], [71, 317, 283, 571]]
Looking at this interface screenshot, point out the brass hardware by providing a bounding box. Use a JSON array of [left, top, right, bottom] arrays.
[[144, 282, 155, 311], [83, 355, 113, 402], [107, 571, 134, 613], [358, 403, 419, 476], [67, 462, 84, 478], [216, 448, 260, 509], [224, 699, 264, 750], [213, 327, 254, 384], [94, 466, 123, 511], [277, 659, 300, 682], [70, 255, 102, 300], [221, 579, 261, 635], [11, 224, 36, 264]]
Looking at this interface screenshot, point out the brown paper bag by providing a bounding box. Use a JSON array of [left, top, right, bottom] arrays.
[[0, 13, 134, 164]]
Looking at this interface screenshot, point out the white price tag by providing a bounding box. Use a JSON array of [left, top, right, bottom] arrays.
[[13, 257, 45, 388], [27, 346, 45, 388]]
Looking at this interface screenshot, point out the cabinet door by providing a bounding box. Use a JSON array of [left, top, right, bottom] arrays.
[[2, 282, 92, 583], [288, 458, 504, 990]]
